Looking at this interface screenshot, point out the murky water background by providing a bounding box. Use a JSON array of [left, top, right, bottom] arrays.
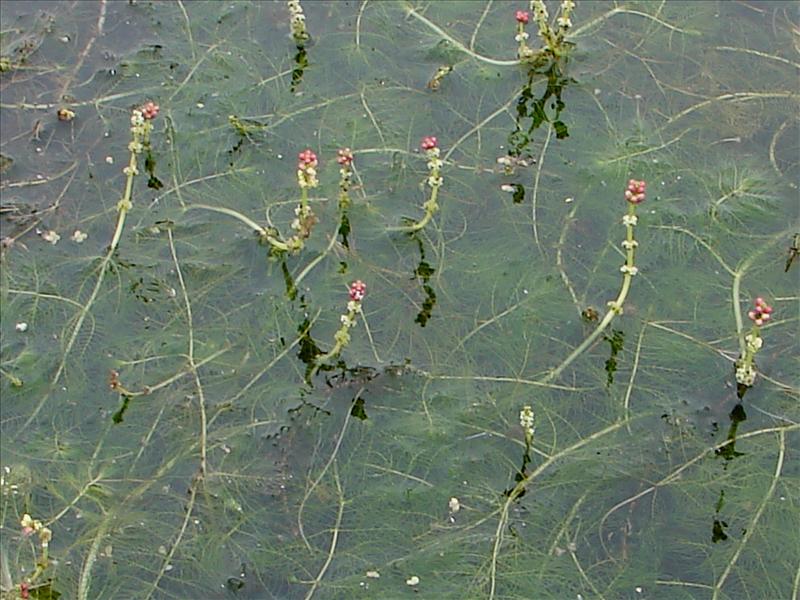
[[1, 1, 798, 598]]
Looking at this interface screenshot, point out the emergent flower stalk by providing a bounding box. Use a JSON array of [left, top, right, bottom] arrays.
[[111, 102, 157, 249], [317, 280, 366, 364], [393, 136, 444, 233], [544, 179, 646, 383], [735, 297, 773, 388]]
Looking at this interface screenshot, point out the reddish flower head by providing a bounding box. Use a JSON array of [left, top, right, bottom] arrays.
[[141, 101, 160, 120], [515, 10, 530, 24], [747, 297, 773, 326], [349, 280, 366, 302], [420, 136, 438, 151], [337, 148, 354, 166], [624, 179, 646, 204], [298, 149, 318, 169]]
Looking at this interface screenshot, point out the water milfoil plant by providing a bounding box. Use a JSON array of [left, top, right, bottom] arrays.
[[337, 147, 354, 247], [287, 148, 320, 252], [515, 0, 575, 63], [393, 136, 444, 233], [735, 297, 773, 396], [113, 102, 158, 248], [288, 0, 311, 91], [186, 148, 322, 256], [316, 280, 367, 365], [12, 514, 55, 599], [545, 179, 646, 382], [504, 406, 536, 498]]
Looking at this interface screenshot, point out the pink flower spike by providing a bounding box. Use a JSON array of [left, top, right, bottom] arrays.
[[515, 10, 530, 24], [141, 101, 159, 120], [298, 149, 318, 168], [420, 136, 438, 151], [349, 280, 366, 302], [748, 297, 774, 325], [625, 179, 647, 204], [337, 148, 354, 166]]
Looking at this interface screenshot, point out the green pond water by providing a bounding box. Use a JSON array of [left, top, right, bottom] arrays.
[[0, 1, 798, 598]]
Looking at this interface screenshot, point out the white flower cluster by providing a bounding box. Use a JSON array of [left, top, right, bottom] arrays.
[[519, 405, 535, 437], [735, 361, 756, 386], [530, 0, 553, 42], [515, 32, 530, 43], [557, 0, 575, 32], [41, 229, 61, 245], [291, 204, 313, 232], [448, 497, 461, 513], [426, 154, 443, 171], [531, 0, 549, 24], [297, 165, 318, 189], [620, 265, 639, 276], [745, 333, 763, 353], [427, 175, 444, 188], [621, 239, 638, 249], [622, 214, 638, 227], [287, 0, 309, 43]]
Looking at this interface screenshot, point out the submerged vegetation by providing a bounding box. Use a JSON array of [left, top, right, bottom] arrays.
[[1, 1, 798, 598]]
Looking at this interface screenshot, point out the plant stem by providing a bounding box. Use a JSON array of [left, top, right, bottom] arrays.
[[389, 185, 440, 233], [184, 204, 289, 251]]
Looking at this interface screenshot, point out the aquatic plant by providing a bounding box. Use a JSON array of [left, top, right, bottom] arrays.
[[393, 136, 444, 232], [545, 179, 646, 382], [114, 103, 157, 246], [316, 280, 367, 364], [186, 148, 325, 256], [337, 148, 354, 247], [10, 514, 55, 598], [735, 297, 773, 392], [516, 0, 575, 63], [288, 0, 311, 91], [286, 149, 320, 252]]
